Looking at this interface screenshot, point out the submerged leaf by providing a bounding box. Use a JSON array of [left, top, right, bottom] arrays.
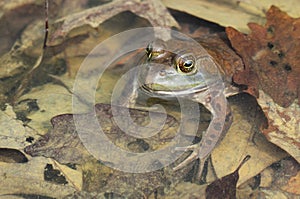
[[24, 103, 196, 197], [281, 171, 300, 195], [44, 163, 68, 185], [0, 157, 78, 197], [162, 0, 300, 33], [0, 105, 37, 149], [206, 155, 251, 199], [226, 5, 300, 165], [0, 148, 28, 163], [212, 93, 287, 186], [24, 103, 182, 165], [50, 0, 179, 43]]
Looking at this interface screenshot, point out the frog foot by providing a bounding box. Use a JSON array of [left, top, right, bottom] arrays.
[[173, 143, 209, 180]]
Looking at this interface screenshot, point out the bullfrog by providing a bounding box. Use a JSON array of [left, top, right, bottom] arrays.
[[117, 32, 243, 179]]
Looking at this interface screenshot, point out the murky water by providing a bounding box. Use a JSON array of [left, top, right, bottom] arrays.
[[0, 1, 299, 198]]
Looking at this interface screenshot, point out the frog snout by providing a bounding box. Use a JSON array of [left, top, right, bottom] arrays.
[[144, 67, 175, 82]]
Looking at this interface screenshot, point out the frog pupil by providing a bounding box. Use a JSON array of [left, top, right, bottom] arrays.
[[184, 60, 193, 68]]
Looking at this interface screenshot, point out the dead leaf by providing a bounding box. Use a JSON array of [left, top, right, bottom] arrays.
[[259, 167, 274, 188], [162, 0, 300, 33], [212, 94, 287, 186], [50, 0, 179, 44], [226, 6, 300, 107], [257, 90, 300, 164], [162, 0, 265, 33], [206, 155, 251, 199], [0, 148, 28, 163], [0, 106, 81, 197], [24, 112, 90, 165], [225, 5, 300, 175], [15, 81, 75, 134], [0, 157, 79, 197], [162, 182, 207, 199], [0, 0, 44, 55], [24, 103, 200, 197], [24, 103, 183, 164], [257, 158, 300, 198], [0, 105, 37, 149], [43, 161, 82, 190], [281, 171, 300, 194]]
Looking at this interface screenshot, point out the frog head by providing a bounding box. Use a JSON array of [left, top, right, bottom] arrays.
[[137, 37, 223, 97]]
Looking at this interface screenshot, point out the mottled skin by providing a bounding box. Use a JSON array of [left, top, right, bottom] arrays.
[[119, 35, 239, 179]]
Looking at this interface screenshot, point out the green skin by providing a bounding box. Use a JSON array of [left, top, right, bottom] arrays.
[[120, 37, 239, 179]]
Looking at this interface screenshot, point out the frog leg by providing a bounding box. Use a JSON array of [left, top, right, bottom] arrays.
[[174, 142, 208, 180], [174, 90, 233, 180]]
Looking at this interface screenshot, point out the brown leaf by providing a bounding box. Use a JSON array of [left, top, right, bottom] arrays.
[[212, 94, 287, 187], [50, 0, 179, 44], [0, 105, 37, 149], [24, 103, 198, 197], [226, 6, 300, 165], [0, 157, 79, 197], [206, 155, 251, 199], [162, 0, 267, 33], [281, 171, 300, 195], [226, 5, 300, 107], [257, 90, 300, 164], [24, 103, 181, 165], [0, 0, 43, 55], [0, 148, 28, 163], [24, 112, 90, 164]]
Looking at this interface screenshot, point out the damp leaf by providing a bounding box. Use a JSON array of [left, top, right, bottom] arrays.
[[206, 155, 251, 199], [162, 0, 300, 33], [257, 90, 300, 164], [0, 105, 37, 149], [226, 6, 300, 165], [211, 94, 287, 186], [0, 148, 28, 163], [50, 0, 179, 43], [24, 103, 181, 165], [226, 5, 300, 107], [24, 112, 90, 164], [281, 171, 300, 195], [0, 157, 79, 197], [24, 103, 196, 197]]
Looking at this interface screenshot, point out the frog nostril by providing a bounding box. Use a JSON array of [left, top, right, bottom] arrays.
[[159, 70, 166, 76]]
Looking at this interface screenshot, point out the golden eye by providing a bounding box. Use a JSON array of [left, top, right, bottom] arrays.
[[145, 41, 166, 61], [176, 54, 196, 74]]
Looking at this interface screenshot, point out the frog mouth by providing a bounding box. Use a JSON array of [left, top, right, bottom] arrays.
[[141, 83, 209, 97]]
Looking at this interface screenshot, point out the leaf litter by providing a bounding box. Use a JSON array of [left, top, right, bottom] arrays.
[[24, 103, 197, 197], [226, 5, 300, 166], [0, 0, 299, 198]]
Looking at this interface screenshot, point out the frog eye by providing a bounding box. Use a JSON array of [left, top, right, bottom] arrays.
[[175, 54, 196, 74], [145, 41, 166, 61], [145, 43, 153, 59]]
